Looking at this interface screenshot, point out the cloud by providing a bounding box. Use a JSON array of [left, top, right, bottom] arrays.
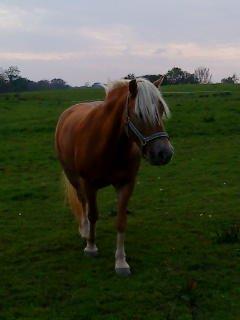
[[0, 40, 239, 64], [0, 1, 239, 84], [0, 4, 52, 32], [0, 52, 77, 61], [154, 43, 240, 61], [0, 7, 24, 29], [1, 3, 239, 62]]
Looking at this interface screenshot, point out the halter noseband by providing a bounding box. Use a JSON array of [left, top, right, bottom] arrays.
[[125, 95, 169, 147]]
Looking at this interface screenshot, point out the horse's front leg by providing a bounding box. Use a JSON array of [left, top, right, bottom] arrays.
[[115, 181, 135, 276]]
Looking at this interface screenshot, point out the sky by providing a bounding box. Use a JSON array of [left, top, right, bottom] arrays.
[[0, 0, 239, 85]]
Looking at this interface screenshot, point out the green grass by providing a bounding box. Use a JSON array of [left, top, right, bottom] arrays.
[[0, 84, 240, 320]]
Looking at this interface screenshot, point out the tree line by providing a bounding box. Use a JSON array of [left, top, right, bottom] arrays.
[[125, 67, 239, 85], [0, 65, 238, 93], [0, 66, 69, 93]]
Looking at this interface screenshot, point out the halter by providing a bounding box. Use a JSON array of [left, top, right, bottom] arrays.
[[125, 95, 169, 147]]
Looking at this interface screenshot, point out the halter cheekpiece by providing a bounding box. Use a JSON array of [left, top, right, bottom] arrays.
[[125, 95, 169, 147]]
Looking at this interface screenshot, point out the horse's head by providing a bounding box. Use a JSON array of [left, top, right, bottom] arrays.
[[126, 77, 174, 166]]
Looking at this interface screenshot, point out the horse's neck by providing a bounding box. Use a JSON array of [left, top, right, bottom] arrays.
[[104, 88, 127, 134], [101, 87, 130, 148]]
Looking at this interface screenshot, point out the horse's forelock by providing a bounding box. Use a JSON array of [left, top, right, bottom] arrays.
[[104, 78, 170, 123], [135, 78, 170, 124]]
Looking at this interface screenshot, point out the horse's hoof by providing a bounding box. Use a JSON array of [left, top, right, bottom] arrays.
[[115, 268, 131, 276], [84, 248, 98, 257]]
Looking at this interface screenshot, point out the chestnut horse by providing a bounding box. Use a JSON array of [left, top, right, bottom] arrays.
[[55, 77, 173, 275]]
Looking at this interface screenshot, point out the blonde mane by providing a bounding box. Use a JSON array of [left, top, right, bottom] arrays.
[[105, 78, 170, 124]]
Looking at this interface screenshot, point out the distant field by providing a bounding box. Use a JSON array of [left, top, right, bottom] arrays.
[[0, 84, 240, 320]]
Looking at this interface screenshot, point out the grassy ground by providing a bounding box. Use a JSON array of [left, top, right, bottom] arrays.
[[0, 84, 240, 319]]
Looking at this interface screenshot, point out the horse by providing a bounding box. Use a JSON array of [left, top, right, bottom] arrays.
[[55, 77, 174, 276]]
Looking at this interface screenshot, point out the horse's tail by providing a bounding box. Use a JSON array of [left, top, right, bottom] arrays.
[[62, 172, 84, 224], [62, 172, 89, 238]]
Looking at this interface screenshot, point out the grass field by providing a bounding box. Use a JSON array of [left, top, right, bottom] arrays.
[[0, 84, 240, 320]]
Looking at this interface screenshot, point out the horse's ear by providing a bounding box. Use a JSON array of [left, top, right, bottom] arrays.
[[153, 75, 165, 88], [129, 79, 138, 98]]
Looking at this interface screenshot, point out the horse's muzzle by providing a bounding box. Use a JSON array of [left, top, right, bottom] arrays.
[[148, 144, 174, 166]]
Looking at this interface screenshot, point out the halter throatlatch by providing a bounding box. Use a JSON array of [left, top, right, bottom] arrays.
[[125, 95, 169, 147]]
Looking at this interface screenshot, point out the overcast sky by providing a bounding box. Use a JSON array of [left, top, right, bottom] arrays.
[[0, 0, 239, 85]]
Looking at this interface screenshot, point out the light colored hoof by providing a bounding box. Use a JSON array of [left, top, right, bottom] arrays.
[[115, 267, 131, 276], [84, 246, 98, 257]]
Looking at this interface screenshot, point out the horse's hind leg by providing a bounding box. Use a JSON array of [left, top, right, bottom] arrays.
[[114, 182, 135, 276], [76, 179, 90, 239], [83, 183, 99, 257]]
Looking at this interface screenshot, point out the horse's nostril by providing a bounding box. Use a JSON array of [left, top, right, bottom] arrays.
[[158, 149, 173, 164], [158, 151, 165, 160]]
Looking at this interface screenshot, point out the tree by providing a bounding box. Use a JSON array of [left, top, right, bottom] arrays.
[[165, 67, 198, 84], [221, 74, 239, 84], [123, 69, 198, 85], [0, 68, 8, 93], [50, 78, 68, 89], [5, 66, 21, 83], [0, 65, 72, 93], [194, 67, 212, 84], [0, 68, 7, 82], [12, 77, 30, 91], [36, 80, 50, 89]]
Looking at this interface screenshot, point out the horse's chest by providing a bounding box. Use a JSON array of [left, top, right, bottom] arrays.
[[90, 170, 131, 188], [78, 143, 140, 188], [103, 157, 133, 183], [84, 156, 136, 188]]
